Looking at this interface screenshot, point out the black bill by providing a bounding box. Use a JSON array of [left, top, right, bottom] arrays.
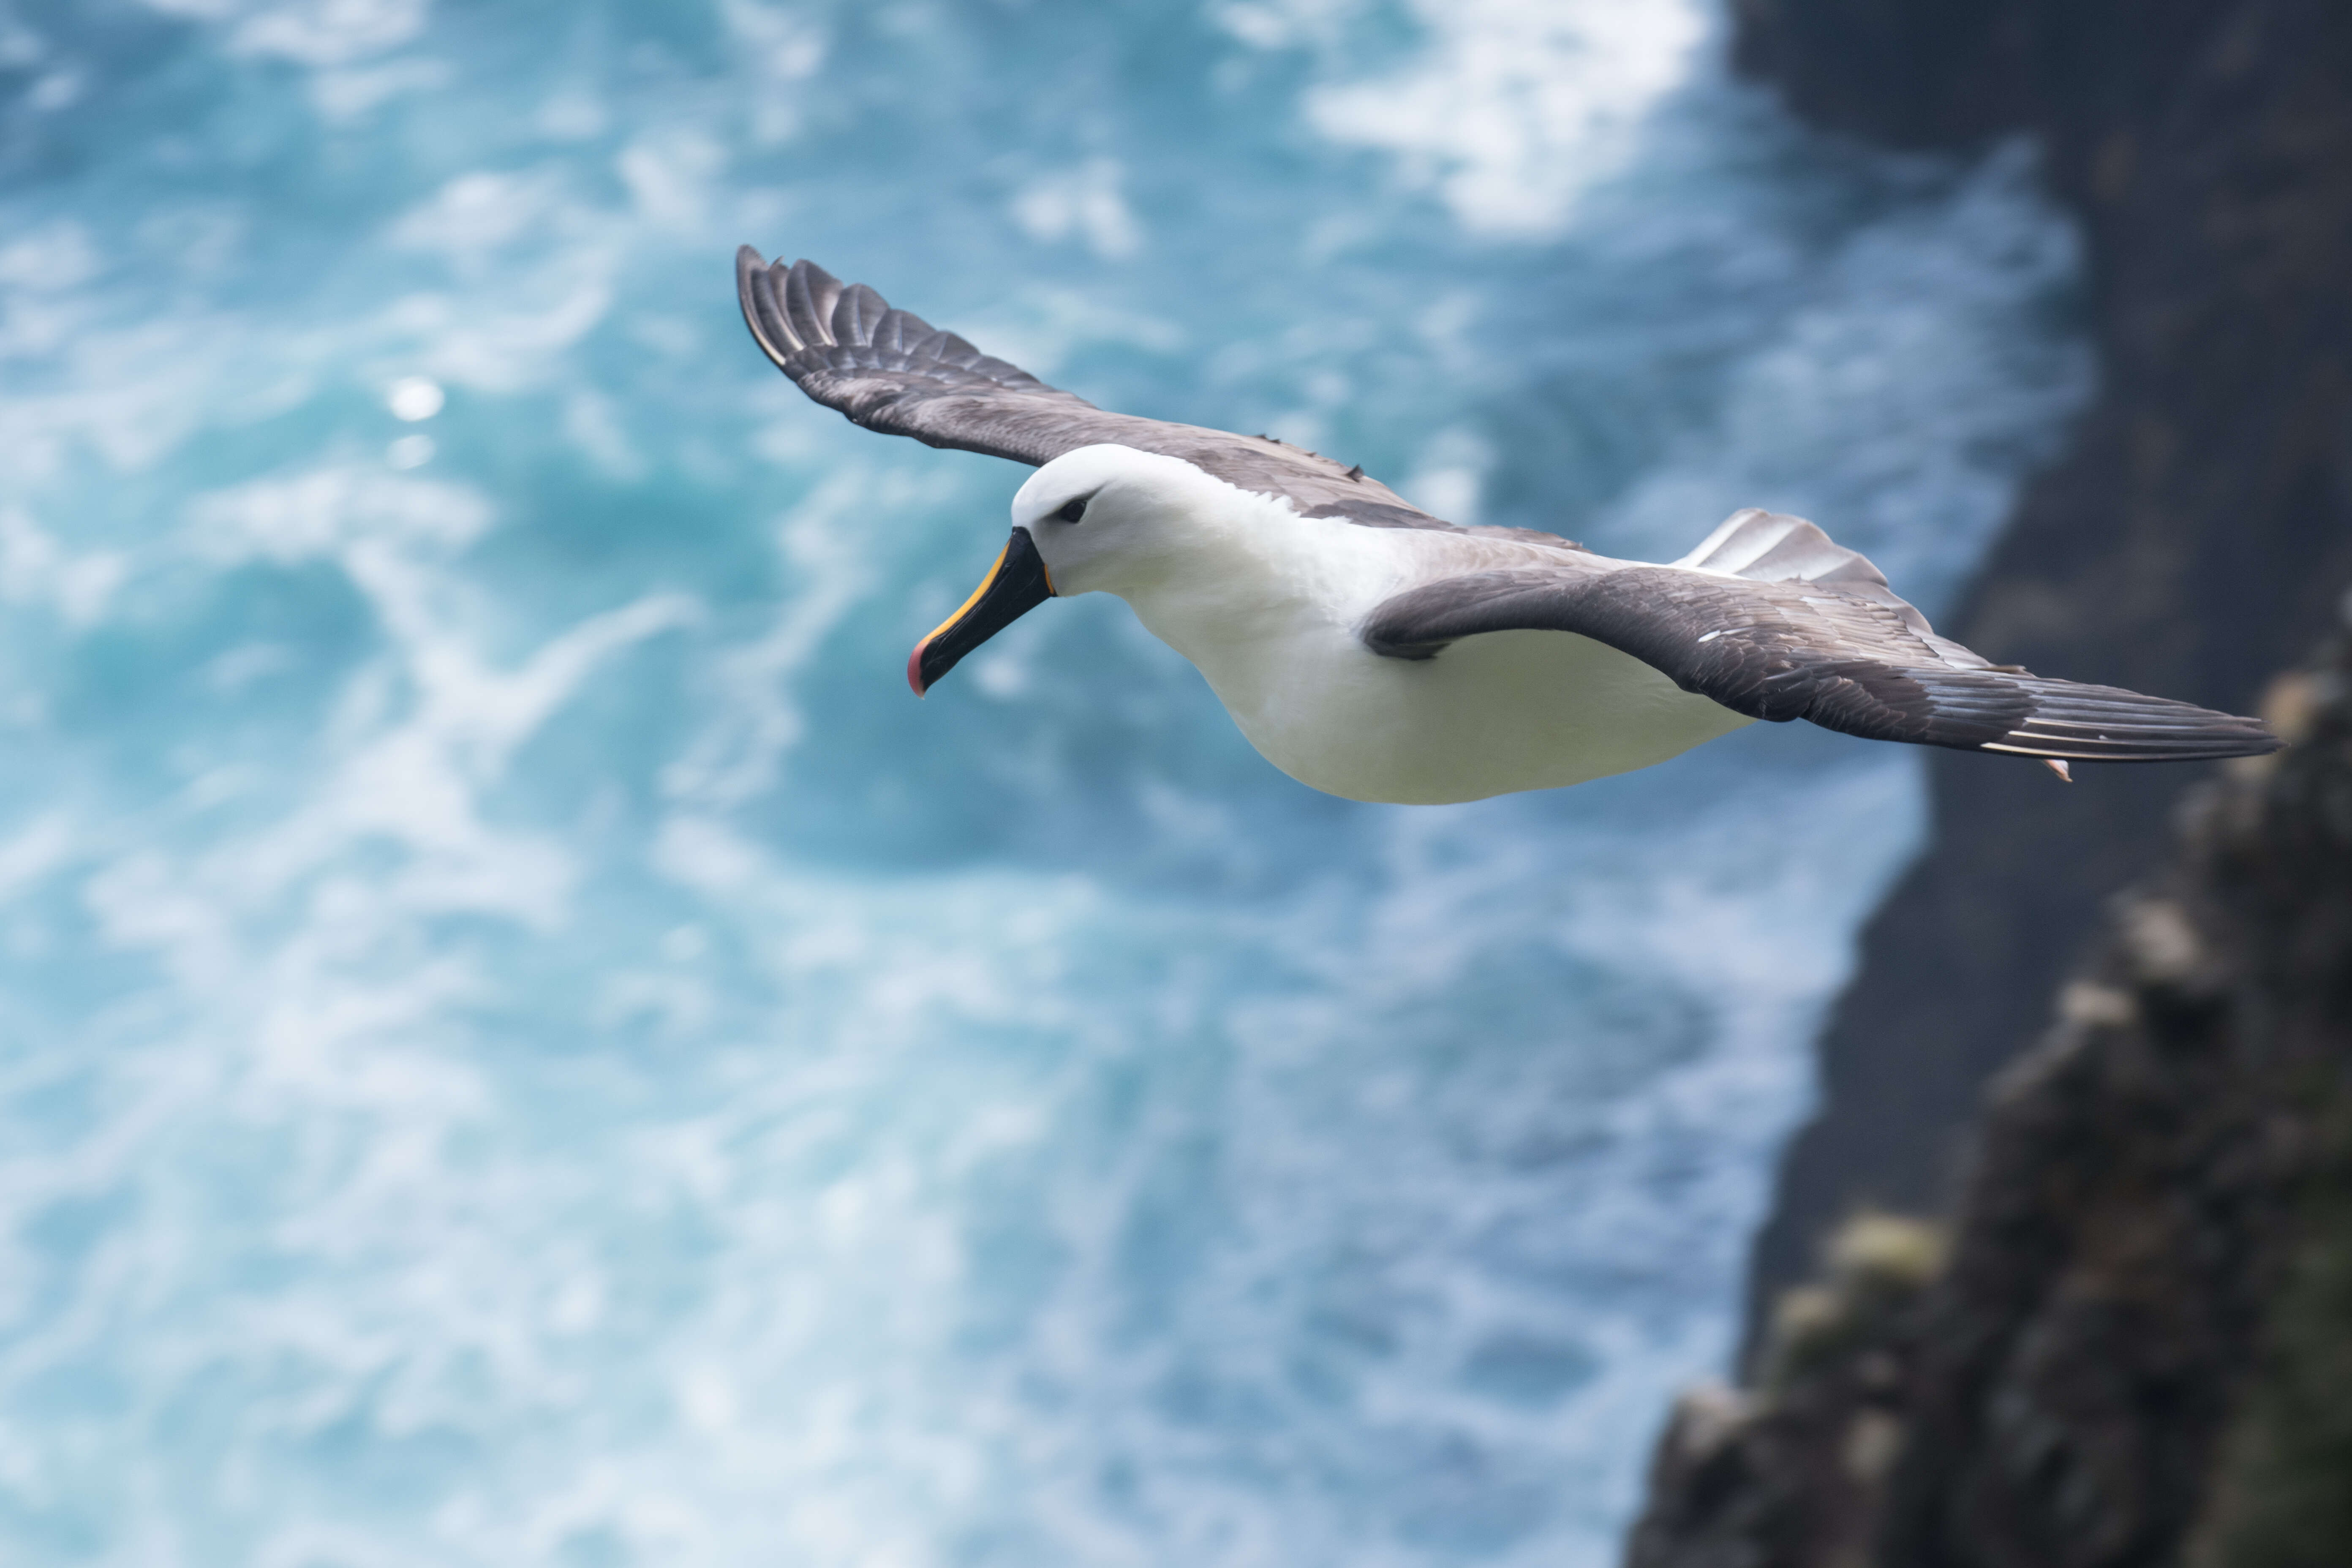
[[907, 527, 1055, 696]]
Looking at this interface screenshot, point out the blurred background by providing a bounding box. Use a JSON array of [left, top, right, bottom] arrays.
[[8, 0, 2319, 1565]]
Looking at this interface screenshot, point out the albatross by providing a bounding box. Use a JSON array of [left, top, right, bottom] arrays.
[[736, 247, 2279, 805]]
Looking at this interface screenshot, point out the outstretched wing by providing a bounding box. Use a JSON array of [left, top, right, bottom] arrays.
[[736, 247, 1581, 547], [1361, 510, 2279, 763]]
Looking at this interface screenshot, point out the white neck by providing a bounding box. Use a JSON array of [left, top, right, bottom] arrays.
[[1114, 490, 1404, 662]]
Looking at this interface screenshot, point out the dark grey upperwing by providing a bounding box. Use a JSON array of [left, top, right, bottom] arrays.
[[737, 248, 1582, 547], [1360, 540, 2280, 763]]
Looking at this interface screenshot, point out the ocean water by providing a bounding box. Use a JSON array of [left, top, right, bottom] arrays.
[[0, 2, 2089, 1564]]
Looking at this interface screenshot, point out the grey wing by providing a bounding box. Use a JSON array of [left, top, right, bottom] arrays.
[[1360, 517, 2279, 763], [737, 248, 1583, 546]]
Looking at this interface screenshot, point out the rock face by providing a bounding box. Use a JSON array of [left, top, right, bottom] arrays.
[[1629, 5, 2352, 1560], [1879, 655, 2352, 1568], [1628, 1215, 1945, 1568], [1630, 631, 2352, 1568], [1737, 0, 2352, 1353]]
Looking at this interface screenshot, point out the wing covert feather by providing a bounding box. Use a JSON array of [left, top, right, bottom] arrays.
[[736, 247, 1585, 550], [1360, 562, 2280, 762]]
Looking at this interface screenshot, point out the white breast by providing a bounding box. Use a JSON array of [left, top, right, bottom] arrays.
[[1114, 498, 1751, 804]]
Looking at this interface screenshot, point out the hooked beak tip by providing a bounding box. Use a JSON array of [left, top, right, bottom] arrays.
[[904, 527, 1051, 700]]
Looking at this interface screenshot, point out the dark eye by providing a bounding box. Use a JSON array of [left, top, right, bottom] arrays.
[[1056, 496, 1087, 523]]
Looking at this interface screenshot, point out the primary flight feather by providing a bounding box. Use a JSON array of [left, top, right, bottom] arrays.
[[737, 246, 2278, 804]]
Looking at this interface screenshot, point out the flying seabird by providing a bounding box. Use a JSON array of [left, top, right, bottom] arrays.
[[735, 247, 2279, 805]]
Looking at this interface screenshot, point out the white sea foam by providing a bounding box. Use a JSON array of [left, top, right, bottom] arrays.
[[0, 507, 126, 625], [1011, 159, 1146, 261], [138, 0, 433, 67], [1226, 0, 1712, 234]]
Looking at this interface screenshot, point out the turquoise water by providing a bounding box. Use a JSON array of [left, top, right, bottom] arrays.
[[0, 2, 2087, 1563]]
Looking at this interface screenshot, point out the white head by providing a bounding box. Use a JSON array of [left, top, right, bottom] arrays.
[[1008, 443, 1236, 598], [907, 444, 1234, 695]]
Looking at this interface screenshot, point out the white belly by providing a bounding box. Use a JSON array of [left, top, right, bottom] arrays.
[[1094, 486, 1751, 805], [1164, 616, 1753, 805]]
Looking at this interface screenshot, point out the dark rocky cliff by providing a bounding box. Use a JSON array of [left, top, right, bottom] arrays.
[[1736, 0, 2352, 1350], [1625, 3, 2352, 1563], [1631, 631, 2352, 1568]]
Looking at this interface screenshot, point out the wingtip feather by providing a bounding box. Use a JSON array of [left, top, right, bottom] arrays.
[[1980, 685, 2284, 762], [736, 245, 799, 367], [784, 260, 844, 349], [726, 247, 1103, 468]]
